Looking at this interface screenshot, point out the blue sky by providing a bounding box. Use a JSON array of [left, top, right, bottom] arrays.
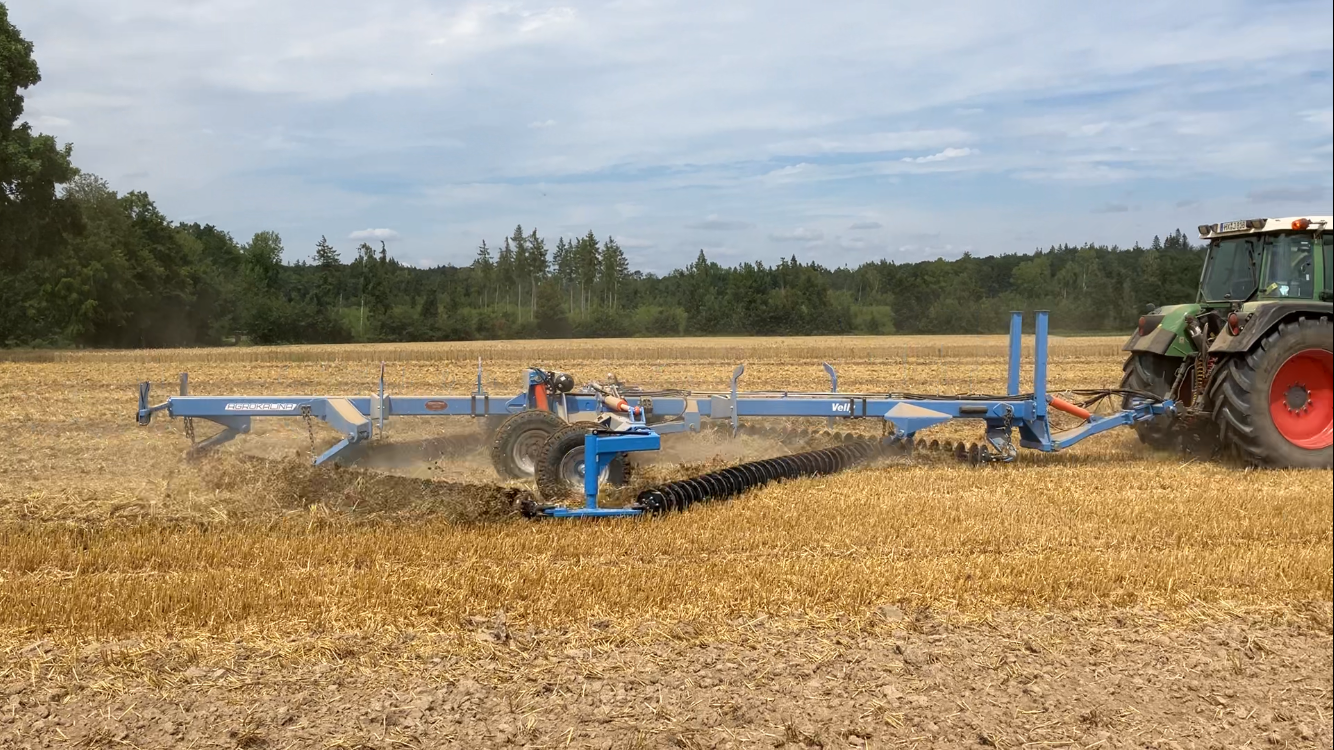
[[13, 0, 1334, 273]]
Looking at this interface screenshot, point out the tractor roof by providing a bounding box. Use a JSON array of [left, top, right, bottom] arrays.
[[1199, 216, 1333, 239]]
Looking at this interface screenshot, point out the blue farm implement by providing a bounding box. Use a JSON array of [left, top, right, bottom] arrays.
[[136, 312, 1176, 518]]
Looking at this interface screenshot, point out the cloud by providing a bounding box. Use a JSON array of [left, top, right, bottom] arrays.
[[1247, 187, 1329, 203], [15, 0, 1334, 269], [1174, 199, 1199, 209], [770, 129, 974, 155], [769, 227, 824, 242], [348, 228, 401, 241], [686, 216, 752, 231], [761, 163, 815, 183], [612, 235, 654, 249], [900, 147, 974, 164], [848, 221, 883, 230], [1092, 203, 1133, 213], [1304, 108, 1333, 132]]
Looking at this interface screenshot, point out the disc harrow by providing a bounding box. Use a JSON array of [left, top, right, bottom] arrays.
[[134, 311, 1177, 519]]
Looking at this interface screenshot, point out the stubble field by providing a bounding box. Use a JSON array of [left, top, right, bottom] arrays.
[[0, 336, 1330, 749]]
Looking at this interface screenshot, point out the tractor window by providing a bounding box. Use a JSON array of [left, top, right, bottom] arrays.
[[1200, 238, 1257, 302], [1260, 234, 1315, 299]]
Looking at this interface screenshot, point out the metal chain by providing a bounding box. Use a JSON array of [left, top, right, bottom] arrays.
[[983, 405, 1015, 463], [184, 417, 196, 447], [301, 404, 315, 461]]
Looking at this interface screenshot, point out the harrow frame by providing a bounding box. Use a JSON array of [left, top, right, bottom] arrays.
[[136, 311, 1176, 517]]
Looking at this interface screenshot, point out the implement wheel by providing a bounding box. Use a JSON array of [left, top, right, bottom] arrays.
[[490, 410, 567, 480], [1119, 352, 1185, 449], [1209, 316, 1333, 468], [536, 426, 627, 502]]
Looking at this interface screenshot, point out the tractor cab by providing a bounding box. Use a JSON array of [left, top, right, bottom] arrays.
[[1197, 217, 1331, 306]]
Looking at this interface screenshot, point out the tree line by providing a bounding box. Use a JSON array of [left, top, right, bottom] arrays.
[[2, 5, 1205, 348]]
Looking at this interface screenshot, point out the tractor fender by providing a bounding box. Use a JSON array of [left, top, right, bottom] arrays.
[[1122, 303, 1200, 357], [1209, 301, 1334, 354]]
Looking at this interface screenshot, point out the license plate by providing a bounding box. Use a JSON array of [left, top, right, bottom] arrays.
[[1218, 220, 1249, 232]]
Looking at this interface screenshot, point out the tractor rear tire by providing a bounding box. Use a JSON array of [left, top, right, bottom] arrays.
[[1119, 352, 1183, 450], [1209, 316, 1333, 468], [490, 410, 567, 480], [535, 426, 627, 501]]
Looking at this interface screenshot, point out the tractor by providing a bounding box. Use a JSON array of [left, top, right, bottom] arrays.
[[1121, 215, 1332, 468]]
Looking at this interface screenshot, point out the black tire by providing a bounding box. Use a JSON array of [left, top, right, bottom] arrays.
[[1119, 352, 1184, 449], [535, 426, 627, 501], [1208, 316, 1333, 469], [489, 410, 567, 480]]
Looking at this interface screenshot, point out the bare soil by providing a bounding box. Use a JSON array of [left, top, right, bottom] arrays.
[[4, 608, 1331, 749]]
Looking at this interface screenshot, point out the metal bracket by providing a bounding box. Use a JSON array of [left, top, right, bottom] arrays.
[[823, 362, 838, 429]]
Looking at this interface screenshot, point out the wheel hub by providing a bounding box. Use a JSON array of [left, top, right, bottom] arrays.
[[559, 448, 587, 488], [1284, 383, 1310, 413], [511, 430, 548, 474], [1268, 348, 1333, 450]]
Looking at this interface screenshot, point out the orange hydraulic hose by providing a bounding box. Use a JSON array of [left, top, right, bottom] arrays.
[[1049, 396, 1092, 421]]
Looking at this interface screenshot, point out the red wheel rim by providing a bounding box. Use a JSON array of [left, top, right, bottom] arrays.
[[1269, 348, 1333, 450]]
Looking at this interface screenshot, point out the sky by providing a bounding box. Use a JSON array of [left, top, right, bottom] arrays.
[[11, 0, 1334, 273]]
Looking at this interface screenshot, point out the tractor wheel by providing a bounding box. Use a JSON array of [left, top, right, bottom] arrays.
[[1119, 352, 1184, 449], [535, 426, 626, 501], [1209, 316, 1333, 468], [490, 410, 567, 480]]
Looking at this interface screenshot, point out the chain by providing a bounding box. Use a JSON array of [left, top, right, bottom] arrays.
[[982, 405, 1015, 463], [301, 404, 316, 461], [184, 417, 196, 447]]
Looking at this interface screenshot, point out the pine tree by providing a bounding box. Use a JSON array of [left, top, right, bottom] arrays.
[[312, 235, 341, 310], [510, 224, 528, 316], [527, 228, 548, 317], [576, 231, 600, 313], [497, 238, 515, 309], [552, 237, 574, 311], [472, 240, 494, 308], [600, 237, 629, 310]]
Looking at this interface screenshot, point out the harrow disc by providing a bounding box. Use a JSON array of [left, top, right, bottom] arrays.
[[633, 439, 890, 514]]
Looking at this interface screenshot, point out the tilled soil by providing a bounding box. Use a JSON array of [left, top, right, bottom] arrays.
[[4, 608, 1330, 749]]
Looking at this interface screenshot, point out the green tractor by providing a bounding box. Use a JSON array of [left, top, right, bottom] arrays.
[[1122, 215, 1332, 468]]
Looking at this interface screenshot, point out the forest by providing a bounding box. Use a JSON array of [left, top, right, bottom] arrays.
[[2, 4, 1204, 349]]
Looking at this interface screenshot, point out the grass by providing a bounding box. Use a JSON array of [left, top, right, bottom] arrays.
[[0, 335, 1329, 651]]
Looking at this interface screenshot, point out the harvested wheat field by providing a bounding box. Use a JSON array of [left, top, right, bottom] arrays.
[[0, 335, 1330, 749]]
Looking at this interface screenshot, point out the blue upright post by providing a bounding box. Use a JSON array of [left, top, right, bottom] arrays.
[[1034, 310, 1049, 419], [823, 362, 838, 429], [729, 364, 745, 436], [1007, 312, 1022, 396], [583, 432, 601, 509], [377, 363, 386, 436]]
